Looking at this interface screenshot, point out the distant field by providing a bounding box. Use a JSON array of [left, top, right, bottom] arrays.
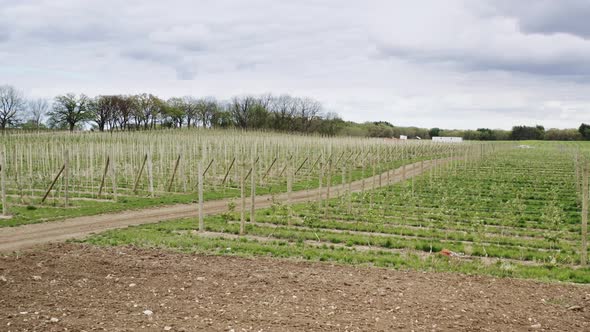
[[85, 140, 590, 283]]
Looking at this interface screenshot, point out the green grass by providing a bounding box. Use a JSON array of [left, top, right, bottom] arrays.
[[83, 218, 590, 283]]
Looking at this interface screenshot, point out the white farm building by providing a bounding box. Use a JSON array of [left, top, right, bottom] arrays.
[[432, 136, 463, 143]]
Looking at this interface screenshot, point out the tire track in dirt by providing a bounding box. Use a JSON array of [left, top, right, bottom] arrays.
[[0, 158, 449, 252]]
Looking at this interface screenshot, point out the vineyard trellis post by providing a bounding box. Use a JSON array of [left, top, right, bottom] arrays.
[[167, 154, 181, 192], [582, 160, 588, 266], [287, 156, 293, 226], [1, 149, 7, 216], [240, 159, 246, 235], [318, 162, 324, 210], [98, 156, 110, 198], [250, 147, 256, 224], [110, 155, 117, 202], [147, 151, 154, 198], [325, 159, 332, 217], [64, 149, 69, 207], [198, 159, 204, 233], [132, 154, 147, 194], [41, 163, 65, 204]]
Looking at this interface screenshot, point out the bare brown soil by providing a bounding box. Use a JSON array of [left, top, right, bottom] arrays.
[[1, 243, 588, 331], [0, 159, 439, 252]]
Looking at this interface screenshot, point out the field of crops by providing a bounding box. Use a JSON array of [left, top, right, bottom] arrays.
[[0, 130, 473, 226], [86, 141, 590, 283], [2, 131, 588, 283]]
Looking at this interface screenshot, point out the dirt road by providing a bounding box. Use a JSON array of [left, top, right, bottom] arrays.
[[0, 159, 442, 252], [1, 243, 587, 331]]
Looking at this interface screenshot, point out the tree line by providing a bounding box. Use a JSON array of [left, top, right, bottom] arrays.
[[0, 85, 344, 135], [427, 125, 590, 141], [2, 84, 590, 140]]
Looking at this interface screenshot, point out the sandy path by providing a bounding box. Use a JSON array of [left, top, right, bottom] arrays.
[[0, 158, 444, 252]]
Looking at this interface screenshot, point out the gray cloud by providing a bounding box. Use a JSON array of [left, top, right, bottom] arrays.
[[489, 0, 590, 39], [121, 47, 197, 80], [378, 43, 590, 78], [373, 1, 590, 78]]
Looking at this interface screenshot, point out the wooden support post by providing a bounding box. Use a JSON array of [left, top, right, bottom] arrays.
[[222, 157, 236, 185], [307, 154, 322, 176], [333, 151, 345, 169], [339, 164, 345, 198], [240, 161, 246, 235], [203, 158, 215, 177], [64, 149, 69, 207], [133, 154, 147, 194], [318, 162, 323, 209], [294, 157, 308, 176], [147, 151, 154, 198], [41, 164, 65, 203], [378, 155, 382, 187], [385, 159, 391, 185], [582, 162, 588, 266], [262, 157, 277, 180], [574, 151, 582, 197], [110, 156, 117, 202], [98, 156, 110, 197], [250, 150, 256, 224], [167, 154, 181, 192], [361, 159, 365, 194], [325, 160, 332, 217], [1, 150, 7, 216], [287, 157, 293, 226], [198, 160, 204, 232], [348, 164, 353, 214], [372, 157, 377, 189], [279, 155, 293, 178]]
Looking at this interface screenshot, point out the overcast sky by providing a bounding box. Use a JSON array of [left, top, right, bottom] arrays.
[[2, 0, 590, 129]]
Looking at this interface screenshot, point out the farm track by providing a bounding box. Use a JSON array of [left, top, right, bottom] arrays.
[[0, 158, 449, 252]]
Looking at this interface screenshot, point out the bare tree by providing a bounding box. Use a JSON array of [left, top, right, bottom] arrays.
[[182, 96, 199, 127], [229, 96, 269, 129], [111, 95, 135, 130], [197, 97, 219, 128], [297, 97, 322, 132], [93, 96, 118, 131], [269, 94, 296, 131], [0, 85, 25, 130], [28, 98, 49, 129]]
